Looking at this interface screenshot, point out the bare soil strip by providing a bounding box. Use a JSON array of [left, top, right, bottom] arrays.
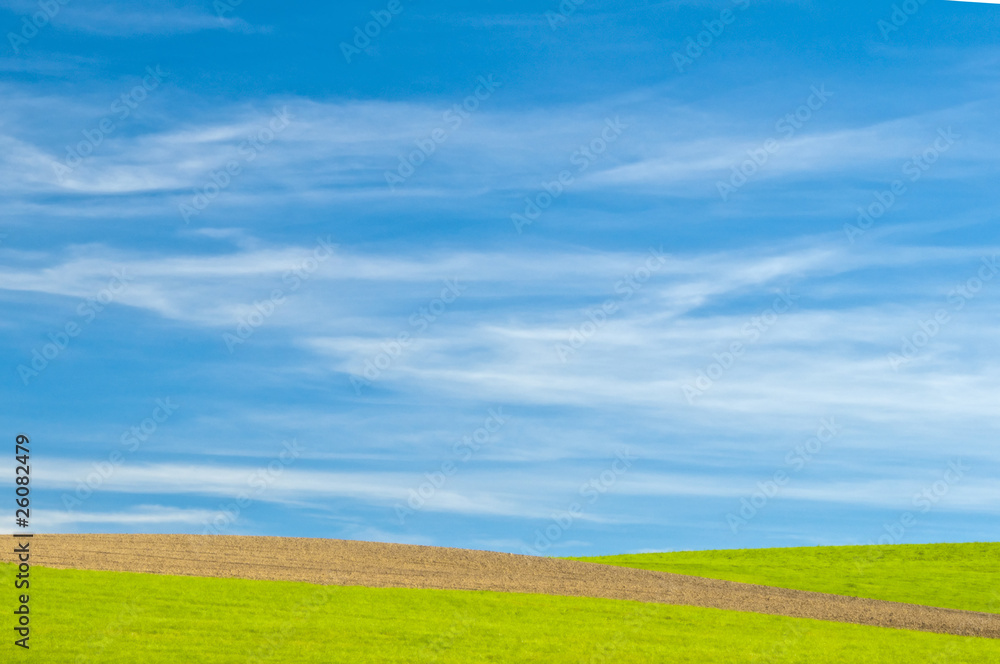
[[5, 534, 999, 639]]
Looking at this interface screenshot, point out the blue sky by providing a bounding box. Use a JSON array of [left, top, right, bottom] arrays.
[[2, 0, 999, 556]]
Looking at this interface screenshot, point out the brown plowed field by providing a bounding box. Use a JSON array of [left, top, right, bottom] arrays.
[[5, 534, 999, 639]]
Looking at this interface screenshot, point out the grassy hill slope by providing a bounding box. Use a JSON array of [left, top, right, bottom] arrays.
[[1, 563, 998, 663], [570, 542, 1000, 614]]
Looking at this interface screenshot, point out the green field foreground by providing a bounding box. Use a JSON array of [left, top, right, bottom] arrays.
[[2, 561, 1000, 663], [571, 542, 1000, 615]]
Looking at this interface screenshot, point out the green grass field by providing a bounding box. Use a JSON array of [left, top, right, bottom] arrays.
[[2, 559, 999, 663], [570, 542, 1000, 614]]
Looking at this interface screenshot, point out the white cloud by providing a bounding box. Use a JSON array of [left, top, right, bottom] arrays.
[[1, 0, 266, 36], [0, 87, 991, 216], [3, 238, 999, 441], [27, 505, 220, 530]]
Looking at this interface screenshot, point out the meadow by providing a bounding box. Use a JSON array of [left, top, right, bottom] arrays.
[[2, 543, 999, 663], [570, 542, 1000, 614]]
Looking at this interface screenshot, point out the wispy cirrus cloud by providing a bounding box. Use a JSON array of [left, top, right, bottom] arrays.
[[0, 88, 992, 217], [3, 0, 1000, 554], [0, 0, 267, 36]]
